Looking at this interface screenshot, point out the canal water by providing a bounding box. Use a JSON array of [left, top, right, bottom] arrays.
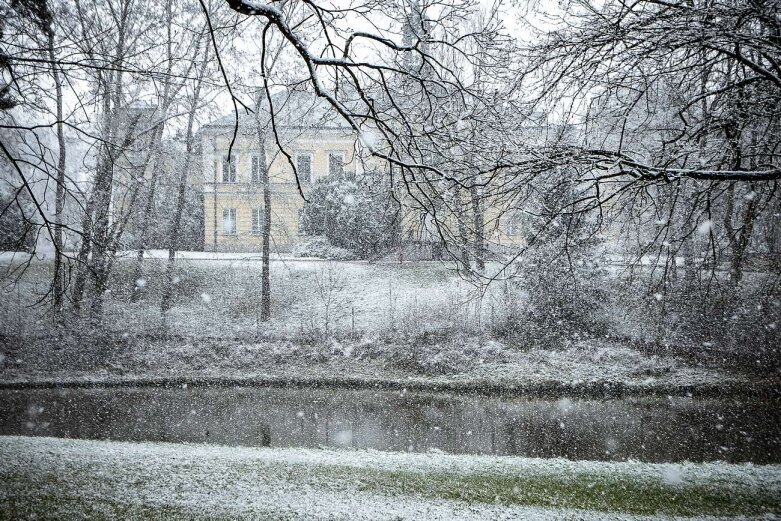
[[0, 386, 778, 464]]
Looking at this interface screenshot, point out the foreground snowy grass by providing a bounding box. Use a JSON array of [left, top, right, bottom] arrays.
[[1, 436, 778, 520]]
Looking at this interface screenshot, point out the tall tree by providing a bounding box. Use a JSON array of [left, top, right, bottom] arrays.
[[160, 29, 212, 314]]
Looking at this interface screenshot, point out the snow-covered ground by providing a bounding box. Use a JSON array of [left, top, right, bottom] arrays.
[[0, 336, 764, 394], [0, 255, 774, 393], [1, 436, 778, 520]]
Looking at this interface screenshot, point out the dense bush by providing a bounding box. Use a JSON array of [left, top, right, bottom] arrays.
[[0, 186, 35, 252], [501, 176, 611, 346], [299, 173, 400, 258], [291, 236, 355, 260], [616, 274, 781, 370]]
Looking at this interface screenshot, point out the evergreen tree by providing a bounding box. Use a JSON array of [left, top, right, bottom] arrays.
[[300, 173, 400, 258]]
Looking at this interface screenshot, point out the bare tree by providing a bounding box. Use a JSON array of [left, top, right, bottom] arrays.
[[210, 0, 520, 276], [212, 0, 777, 272], [160, 28, 212, 314], [131, 1, 209, 303], [68, 0, 158, 321], [513, 0, 779, 291], [0, 0, 87, 312]]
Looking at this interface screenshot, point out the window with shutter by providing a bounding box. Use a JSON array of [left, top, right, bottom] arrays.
[[328, 151, 345, 177], [222, 156, 237, 183], [222, 208, 237, 235], [252, 208, 263, 235], [296, 153, 312, 183], [251, 155, 262, 184]]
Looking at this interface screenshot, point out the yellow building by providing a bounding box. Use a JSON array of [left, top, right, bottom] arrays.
[[199, 89, 525, 255], [200, 90, 357, 251]]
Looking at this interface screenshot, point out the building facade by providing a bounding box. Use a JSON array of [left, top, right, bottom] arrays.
[[199, 89, 527, 256], [199, 91, 357, 252]]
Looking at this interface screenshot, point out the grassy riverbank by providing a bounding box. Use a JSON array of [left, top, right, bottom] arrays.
[[1, 436, 779, 520], [1, 256, 777, 395], [2, 333, 777, 397]]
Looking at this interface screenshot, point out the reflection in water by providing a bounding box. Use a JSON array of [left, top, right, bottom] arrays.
[[0, 386, 778, 463]]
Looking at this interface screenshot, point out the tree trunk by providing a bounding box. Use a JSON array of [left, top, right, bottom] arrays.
[[212, 189, 218, 250], [470, 183, 485, 273], [159, 136, 194, 313], [49, 32, 66, 316], [88, 113, 143, 324], [132, 1, 179, 302], [71, 133, 110, 311], [454, 186, 470, 269], [261, 169, 272, 321], [71, 23, 126, 316], [86, 150, 117, 324], [161, 40, 210, 314], [728, 131, 760, 291], [255, 118, 271, 322], [70, 204, 93, 311], [130, 124, 164, 302], [729, 194, 758, 290]]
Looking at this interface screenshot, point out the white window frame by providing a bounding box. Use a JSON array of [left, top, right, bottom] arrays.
[[327, 151, 346, 177], [222, 208, 237, 235], [295, 152, 313, 183], [251, 208, 263, 235], [222, 155, 237, 183], [251, 155, 263, 184]]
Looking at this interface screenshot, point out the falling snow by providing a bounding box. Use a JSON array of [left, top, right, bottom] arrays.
[[0, 0, 778, 516]]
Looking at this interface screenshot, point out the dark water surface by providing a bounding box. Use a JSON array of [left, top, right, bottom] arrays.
[[0, 386, 778, 463]]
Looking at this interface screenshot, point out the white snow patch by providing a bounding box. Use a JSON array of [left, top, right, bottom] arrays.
[[358, 130, 378, 150], [557, 398, 573, 414], [334, 430, 353, 446], [662, 466, 684, 485], [696, 220, 713, 235]]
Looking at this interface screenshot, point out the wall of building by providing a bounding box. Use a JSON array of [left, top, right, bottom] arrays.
[[199, 120, 527, 255], [201, 127, 357, 252]]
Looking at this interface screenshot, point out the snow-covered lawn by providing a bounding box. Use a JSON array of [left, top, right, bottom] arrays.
[[1, 436, 778, 520], [0, 336, 761, 394], [0, 256, 774, 393]]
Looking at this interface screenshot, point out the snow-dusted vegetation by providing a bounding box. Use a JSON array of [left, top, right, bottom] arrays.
[[0, 255, 772, 393], [2, 436, 779, 519], [1, 0, 779, 517]]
